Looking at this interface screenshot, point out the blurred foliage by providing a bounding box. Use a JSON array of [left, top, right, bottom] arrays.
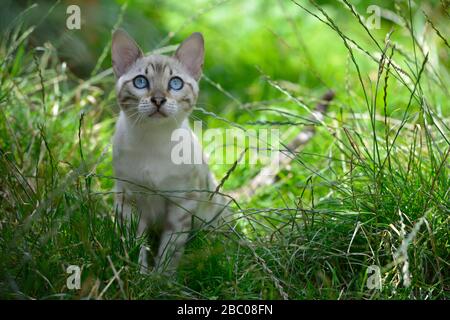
[[1, 0, 447, 99]]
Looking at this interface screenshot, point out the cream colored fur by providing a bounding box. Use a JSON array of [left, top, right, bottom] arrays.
[[111, 30, 228, 273]]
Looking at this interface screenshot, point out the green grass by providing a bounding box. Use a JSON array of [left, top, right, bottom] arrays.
[[0, 0, 449, 299]]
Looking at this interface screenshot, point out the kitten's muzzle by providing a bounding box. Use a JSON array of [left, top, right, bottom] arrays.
[[151, 96, 167, 109]]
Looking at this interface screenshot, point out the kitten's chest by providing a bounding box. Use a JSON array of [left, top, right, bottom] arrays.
[[114, 139, 194, 190]]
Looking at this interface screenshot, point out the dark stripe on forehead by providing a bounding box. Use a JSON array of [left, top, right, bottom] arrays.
[[154, 63, 162, 73], [152, 62, 173, 75], [147, 62, 170, 74]]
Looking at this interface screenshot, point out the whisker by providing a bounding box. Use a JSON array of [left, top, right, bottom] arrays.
[[131, 113, 141, 128]]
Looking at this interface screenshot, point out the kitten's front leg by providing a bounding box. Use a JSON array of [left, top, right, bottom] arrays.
[[115, 187, 149, 274], [154, 199, 196, 273]]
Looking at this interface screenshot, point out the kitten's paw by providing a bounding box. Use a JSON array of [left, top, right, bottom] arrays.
[[138, 245, 149, 275]]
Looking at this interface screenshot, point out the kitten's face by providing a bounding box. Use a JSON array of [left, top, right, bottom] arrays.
[[112, 30, 204, 124]]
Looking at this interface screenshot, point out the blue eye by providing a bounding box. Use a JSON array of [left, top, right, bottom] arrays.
[[133, 75, 148, 89], [169, 77, 183, 91]]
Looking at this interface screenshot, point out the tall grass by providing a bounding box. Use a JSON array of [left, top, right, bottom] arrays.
[[0, 1, 449, 299]]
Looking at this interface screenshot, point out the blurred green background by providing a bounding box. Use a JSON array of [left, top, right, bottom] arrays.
[[1, 0, 447, 109]]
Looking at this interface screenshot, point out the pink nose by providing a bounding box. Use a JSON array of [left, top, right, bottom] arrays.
[[151, 96, 167, 108]]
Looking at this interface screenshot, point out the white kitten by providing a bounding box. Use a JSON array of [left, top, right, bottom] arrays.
[[111, 30, 229, 274]]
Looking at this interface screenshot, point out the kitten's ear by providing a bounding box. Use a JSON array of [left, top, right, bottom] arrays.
[[175, 32, 204, 81], [111, 29, 143, 77]]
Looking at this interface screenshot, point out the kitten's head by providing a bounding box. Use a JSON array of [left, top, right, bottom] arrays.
[[111, 29, 204, 123]]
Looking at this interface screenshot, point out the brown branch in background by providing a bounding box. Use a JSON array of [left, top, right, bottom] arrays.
[[232, 90, 335, 200]]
